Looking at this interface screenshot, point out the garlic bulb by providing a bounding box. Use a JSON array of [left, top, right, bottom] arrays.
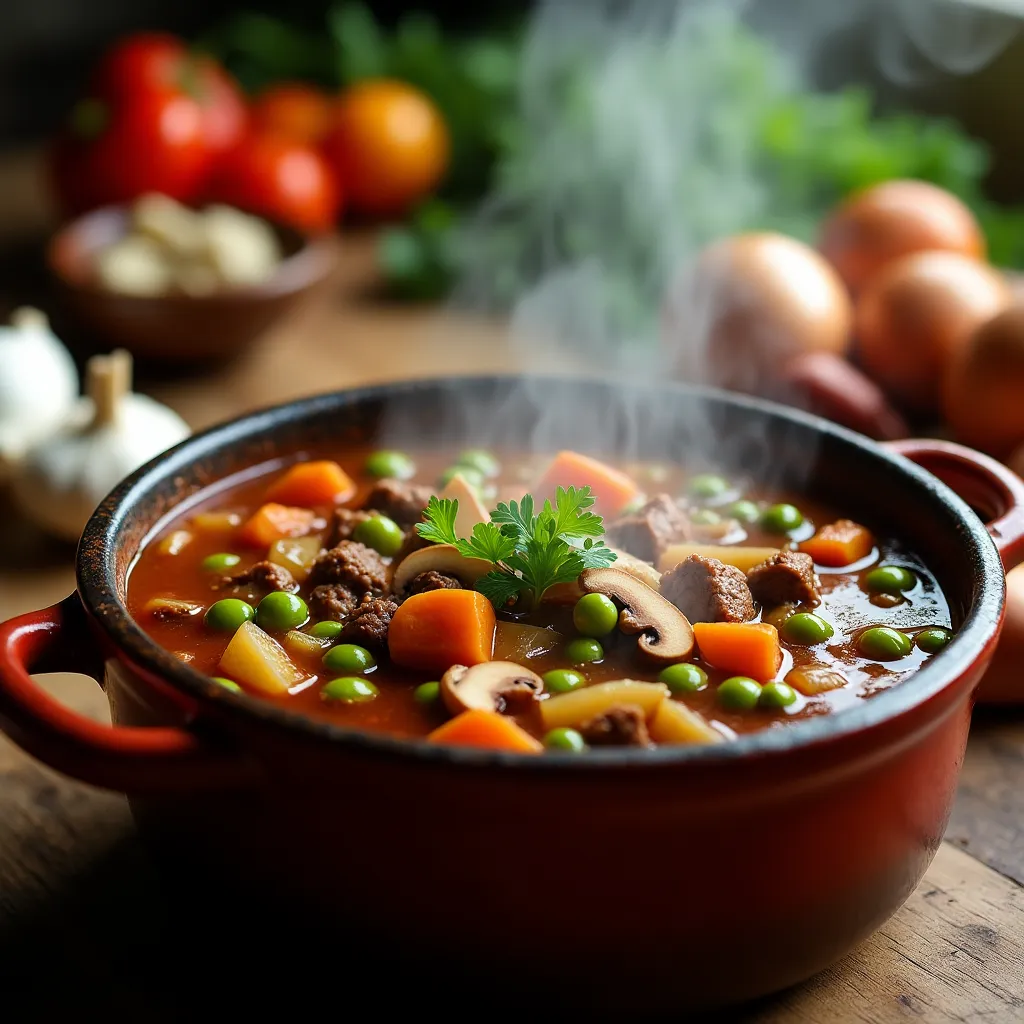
[[0, 307, 79, 474], [12, 349, 190, 541]]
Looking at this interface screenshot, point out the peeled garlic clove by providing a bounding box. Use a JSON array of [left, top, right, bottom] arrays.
[[0, 307, 79, 476], [12, 350, 190, 542]]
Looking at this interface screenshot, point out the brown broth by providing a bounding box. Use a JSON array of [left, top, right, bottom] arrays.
[[126, 447, 952, 743]]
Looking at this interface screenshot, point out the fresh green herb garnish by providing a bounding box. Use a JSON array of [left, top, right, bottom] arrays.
[[417, 487, 617, 609]]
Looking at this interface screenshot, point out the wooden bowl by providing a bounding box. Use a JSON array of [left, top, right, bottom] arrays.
[[46, 205, 337, 363]]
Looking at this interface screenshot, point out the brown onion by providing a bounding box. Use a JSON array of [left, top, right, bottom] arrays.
[[856, 251, 1009, 417], [819, 179, 984, 296], [663, 233, 852, 395]]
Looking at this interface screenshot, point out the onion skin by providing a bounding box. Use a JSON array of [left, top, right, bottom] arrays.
[[943, 304, 1024, 458], [819, 180, 985, 297], [774, 351, 909, 440], [663, 232, 852, 395], [856, 252, 1010, 417]]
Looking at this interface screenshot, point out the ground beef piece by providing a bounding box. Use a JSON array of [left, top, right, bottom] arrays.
[[310, 584, 359, 622], [364, 479, 433, 529], [746, 551, 821, 608], [659, 553, 755, 623], [341, 595, 399, 649], [328, 507, 378, 546], [307, 541, 389, 595], [219, 560, 298, 599], [406, 570, 462, 596], [578, 704, 651, 747], [607, 494, 692, 563]]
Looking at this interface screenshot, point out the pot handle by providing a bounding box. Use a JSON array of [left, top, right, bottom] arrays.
[[0, 594, 255, 793], [883, 439, 1024, 571]]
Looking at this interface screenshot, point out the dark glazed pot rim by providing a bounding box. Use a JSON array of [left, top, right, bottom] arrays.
[[77, 375, 1004, 771]]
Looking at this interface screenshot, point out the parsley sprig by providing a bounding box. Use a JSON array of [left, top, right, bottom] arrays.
[[416, 486, 617, 609]]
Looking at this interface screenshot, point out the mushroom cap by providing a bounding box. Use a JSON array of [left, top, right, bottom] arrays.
[[545, 547, 660, 605], [391, 543, 493, 595], [440, 660, 545, 716], [578, 566, 695, 664]]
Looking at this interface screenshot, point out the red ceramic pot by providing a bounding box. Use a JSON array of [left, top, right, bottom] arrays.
[[1, 378, 1022, 1013]]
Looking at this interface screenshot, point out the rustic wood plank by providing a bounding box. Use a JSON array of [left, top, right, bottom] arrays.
[[946, 707, 1024, 886]]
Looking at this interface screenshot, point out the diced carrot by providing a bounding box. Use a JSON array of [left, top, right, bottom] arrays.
[[388, 589, 496, 673], [799, 519, 874, 568], [428, 709, 542, 753], [534, 450, 641, 517], [238, 503, 317, 548], [264, 460, 355, 507], [692, 621, 782, 682]]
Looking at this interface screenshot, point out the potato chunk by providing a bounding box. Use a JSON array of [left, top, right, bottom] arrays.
[[541, 680, 668, 731], [219, 621, 306, 695], [268, 535, 322, 583], [649, 699, 722, 745]]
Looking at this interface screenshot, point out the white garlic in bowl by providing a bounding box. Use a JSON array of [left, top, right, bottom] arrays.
[[0, 307, 79, 476], [12, 349, 190, 542]]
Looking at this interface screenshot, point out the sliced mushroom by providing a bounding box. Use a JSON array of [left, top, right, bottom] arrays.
[[545, 547, 660, 604], [578, 566, 695, 664], [391, 543, 492, 595], [440, 661, 545, 716], [440, 472, 490, 539]]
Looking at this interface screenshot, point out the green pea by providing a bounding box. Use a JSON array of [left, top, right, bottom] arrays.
[[438, 465, 485, 490], [414, 681, 441, 704], [688, 473, 730, 501], [619, 495, 647, 516], [308, 620, 344, 640], [658, 663, 708, 693], [321, 677, 379, 704], [365, 450, 415, 480], [760, 503, 805, 534], [717, 676, 763, 710], [211, 676, 242, 693], [323, 643, 376, 674], [201, 552, 241, 573], [864, 565, 917, 595], [544, 727, 586, 753], [565, 637, 604, 664], [759, 681, 797, 708], [353, 514, 404, 557], [690, 509, 721, 526], [204, 598, 255, 632], [457, 449, 500, 478], [916, 627, 953, 654], [543, 669, 586, 694], [858, 626, 912, 661], [781, 612, 834, 646], [727, 499, 761, 524], [572, 593, 619, 638], [255, 591, 309, 632]]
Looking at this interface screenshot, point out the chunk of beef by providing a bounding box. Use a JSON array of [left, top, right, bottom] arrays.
[[219, 560, 298, 599], [341, 595, 399, 649], [578, 704, 651, 747], [406, 570, 462, 596], [310, 584, 359, 623], [659, 553, 755, 623], [307, 541, 389, 595], [364, 479, 433, 529], [747, 551, 820, 608], [328, 507, 377, 546], [607, 494, 692, 563]]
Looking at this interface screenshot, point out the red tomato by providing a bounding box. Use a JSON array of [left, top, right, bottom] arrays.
[[89, 32, 185, 95], [50, 88, 209, 215], [49, 33, 248, 215], [206, 133, 340, 233], [250, 84, 334, 145]]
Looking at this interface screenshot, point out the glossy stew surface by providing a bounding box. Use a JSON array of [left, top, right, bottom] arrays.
[[127, 447, 953, 752]]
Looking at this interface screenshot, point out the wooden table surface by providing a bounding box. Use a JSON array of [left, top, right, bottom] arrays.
[[0, 151, 1022, 1022]]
